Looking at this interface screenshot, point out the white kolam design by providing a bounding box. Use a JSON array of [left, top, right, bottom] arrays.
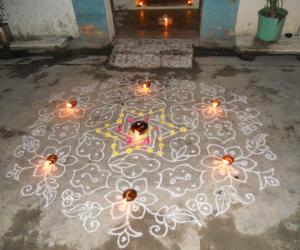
[[6, 74, 279, 248], [48, 121, 80, 144]]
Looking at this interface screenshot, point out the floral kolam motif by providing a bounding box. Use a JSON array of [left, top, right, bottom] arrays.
[[6, 74, 279, 248]]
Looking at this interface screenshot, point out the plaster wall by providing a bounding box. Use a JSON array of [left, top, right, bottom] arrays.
[[200, 0, 239, 46], [3, 0, 79, 38], [236, 0, 300, 36], [113, 0, 200, 10], [71, 0, 108, 39]]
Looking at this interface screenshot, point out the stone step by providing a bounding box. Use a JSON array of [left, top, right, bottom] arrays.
[[109, 39, 193, 69], [9, 37, 68, 52]]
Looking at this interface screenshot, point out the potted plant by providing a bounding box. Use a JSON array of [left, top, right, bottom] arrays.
[[257, 0, 288, 42], [0, 0, 12, 47]]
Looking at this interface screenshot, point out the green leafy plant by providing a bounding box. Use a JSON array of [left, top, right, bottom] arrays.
[[261, 0, 288, 18]]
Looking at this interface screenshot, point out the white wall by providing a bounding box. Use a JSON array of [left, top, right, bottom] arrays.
[[113, 0, 200, 10], [3, 0, 79, 38], [236, 0, 300, 36]]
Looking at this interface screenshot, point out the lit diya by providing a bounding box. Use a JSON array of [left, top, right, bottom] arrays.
[[159, 15, 173, 26], [43, 154, 58, 171], [211, 99, 221, 109], [187, 0, 193, 5], [47, 154, 58, 164], [222, 155, 234, 165], [221, 154, 239, 176], [138, 81, 151, 95], [142, 81, 151, 89], [129, 120, 149, 141], [66, 100, 77, 109], [122, 189, 137, 202]]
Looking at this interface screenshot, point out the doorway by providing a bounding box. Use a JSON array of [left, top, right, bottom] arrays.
[[111, 0, 201, 39]]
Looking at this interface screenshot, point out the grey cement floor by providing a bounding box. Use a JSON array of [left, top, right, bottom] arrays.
[[0, 55, 299, 250]]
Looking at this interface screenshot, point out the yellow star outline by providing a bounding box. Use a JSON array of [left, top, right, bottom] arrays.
[[96, 103, 189, 158]]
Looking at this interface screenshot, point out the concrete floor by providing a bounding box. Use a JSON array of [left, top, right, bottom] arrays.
[[0, 55, 299, 250]]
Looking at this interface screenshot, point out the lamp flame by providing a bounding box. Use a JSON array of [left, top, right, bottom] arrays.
[[137, 0, 143, 7], [159, 15, 173, 27], [139, 81, 151, 94], [211, 99, 221, 109], [66, 100, 77, 109], [134, 130, 140, 139], [43, 160, 52, 171], [116, 198, 127, 212], [219, 155, 238, 177], [42, 154, 58, 171], [164, 17, 168, 24]]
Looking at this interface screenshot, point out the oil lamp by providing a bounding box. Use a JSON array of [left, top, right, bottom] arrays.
[[211, 99, 221, 109], [217, 154, 234, 176], [47, 154, 58, 164], [159, 15, 173, 27], [223, 154, 240, 177], [122, 189, 137, 202], [43, 154, 58, 171], [138, 81, 151, 95], [222, 155, 234, 165], [142, 81, 151, 89], [129, 120, 149, 142], [137, 0, 143, 7], [66, 100, 77, 109], [187, 0, 193, 5]]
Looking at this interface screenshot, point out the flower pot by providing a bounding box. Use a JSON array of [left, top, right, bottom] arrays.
[[257, 8, 288, 42], [0, 23, 12, 47]]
